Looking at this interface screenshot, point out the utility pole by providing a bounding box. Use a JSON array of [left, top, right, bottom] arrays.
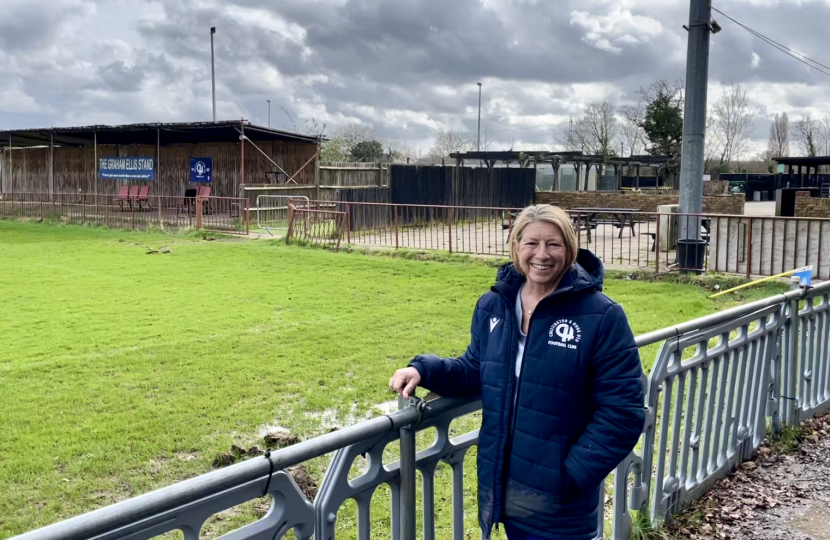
[[476, 82, 483, 152], [210, 27, 217, 122], [267, 99, 271, 128], [678, 0, 713, 242]]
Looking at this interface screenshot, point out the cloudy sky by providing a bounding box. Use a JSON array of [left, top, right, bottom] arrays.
[[1, 0, 829, 155]]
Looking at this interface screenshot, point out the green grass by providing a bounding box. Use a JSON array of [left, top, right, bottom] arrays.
[[0, 221, 788, 539]]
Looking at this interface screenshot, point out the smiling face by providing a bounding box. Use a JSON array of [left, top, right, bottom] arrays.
[[516, 221, 570, 288]]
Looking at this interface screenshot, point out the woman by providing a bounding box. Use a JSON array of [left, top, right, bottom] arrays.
[[390, 204, 645, 540]]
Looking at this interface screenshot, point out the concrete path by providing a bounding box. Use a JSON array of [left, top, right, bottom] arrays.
[[667, 411, 830, 539], [744, 201, 776, 216]]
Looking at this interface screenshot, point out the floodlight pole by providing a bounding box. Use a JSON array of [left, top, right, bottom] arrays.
[[476, 82, 482, 152], [678, 0, 713, 241], [210, 27, 217, 122]]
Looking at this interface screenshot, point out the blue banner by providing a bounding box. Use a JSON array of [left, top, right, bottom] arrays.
[[190, 157, 212, 183], [98, 157, 156, 181]]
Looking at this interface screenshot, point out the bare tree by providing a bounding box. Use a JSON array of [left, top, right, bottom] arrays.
[[704, 114, 722, 174], [710, 84, 755, 172], [386, 139, 421, 163], [767, 112, 790, 158], [618, 103, 648, 156], [428, 130, 474, 158], [792, 116, 818, 157], [296, 118, 327, 138], [479, 125, 498, 152], [333, 123, 379, 149], [573, 102, 618, 159], [817, 116, 830, 156]]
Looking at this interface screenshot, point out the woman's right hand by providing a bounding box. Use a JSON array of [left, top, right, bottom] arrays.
[[389, 367, 422, 399]]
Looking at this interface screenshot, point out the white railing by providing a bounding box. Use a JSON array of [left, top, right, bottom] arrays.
[[12, 281, 830, 540]]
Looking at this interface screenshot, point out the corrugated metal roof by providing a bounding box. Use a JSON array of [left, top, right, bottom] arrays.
[[0, 120, 321, 148]]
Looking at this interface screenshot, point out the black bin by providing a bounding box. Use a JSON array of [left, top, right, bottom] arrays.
[[677, 239, 708, 273]]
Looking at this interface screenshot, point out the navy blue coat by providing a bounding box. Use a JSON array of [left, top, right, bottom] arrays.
[[409, 250, 645, 539]]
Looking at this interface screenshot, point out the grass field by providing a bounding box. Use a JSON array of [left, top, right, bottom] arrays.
[[0, 221, 789, 539]]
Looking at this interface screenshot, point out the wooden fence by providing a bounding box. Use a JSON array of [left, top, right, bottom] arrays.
[[319, 162, 389, 187]]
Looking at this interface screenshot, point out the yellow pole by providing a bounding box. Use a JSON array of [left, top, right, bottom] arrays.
[[709, 266, 812, 299]]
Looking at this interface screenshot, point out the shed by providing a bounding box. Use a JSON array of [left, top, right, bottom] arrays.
[[0, 121, 321, 198]]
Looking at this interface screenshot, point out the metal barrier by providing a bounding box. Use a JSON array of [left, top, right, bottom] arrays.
[[296, 200, 830, 280], [285, 204, 349, 251], [0, 192, 250, 234], [12, 280, 830, 540], [255, 195, 310, 234]]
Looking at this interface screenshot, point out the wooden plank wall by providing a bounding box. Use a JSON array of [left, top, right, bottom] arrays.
[[0, 140, 318, 198], [319, 162, 389, 187]]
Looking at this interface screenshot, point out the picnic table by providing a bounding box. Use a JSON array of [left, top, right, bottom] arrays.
[[572, 207, 640, 243]]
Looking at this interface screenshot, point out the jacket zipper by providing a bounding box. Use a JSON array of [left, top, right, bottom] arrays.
[[489, 284, 575, 534]]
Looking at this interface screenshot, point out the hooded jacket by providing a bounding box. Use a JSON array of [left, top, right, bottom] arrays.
[[409, 250, 645, 539]]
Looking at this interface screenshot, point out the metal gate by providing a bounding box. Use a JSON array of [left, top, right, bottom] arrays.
[[255, 195, 310, 233]]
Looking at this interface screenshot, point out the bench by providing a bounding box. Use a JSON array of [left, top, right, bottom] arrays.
[[641, 232, 657, 252]]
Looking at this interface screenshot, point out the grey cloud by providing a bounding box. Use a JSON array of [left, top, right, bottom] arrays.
[[2, 0, 830, 151], [0, 0, 91, 53]]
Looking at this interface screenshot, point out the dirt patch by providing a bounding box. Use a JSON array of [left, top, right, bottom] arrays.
[[288, 465, 318, 499], [263, 432, 300, 448], [667, 412, 830, 539], [212, 430, 304, 469]]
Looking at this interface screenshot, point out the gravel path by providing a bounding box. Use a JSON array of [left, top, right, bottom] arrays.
[[667, 411, 830, 540]]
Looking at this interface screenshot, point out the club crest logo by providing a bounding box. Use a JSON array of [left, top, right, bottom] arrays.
[[548, 319, 582, 350]]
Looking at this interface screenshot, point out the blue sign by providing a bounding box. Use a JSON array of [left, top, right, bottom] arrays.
[[98, 157, 156, 181], [794, 267, 813, 287], [190, 157, 212, 183]]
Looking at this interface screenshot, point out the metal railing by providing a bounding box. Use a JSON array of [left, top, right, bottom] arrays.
[[0, 192, 250, 235], [294, 200, 830, 280], [12, 280, 830, 540], [255, 194, 310, 233]]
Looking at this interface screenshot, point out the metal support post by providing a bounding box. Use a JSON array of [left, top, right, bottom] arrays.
[[240, 120, 245, 186], [678, 0, 713, 241], [211, 27, 217, 122], [398, 396, 416, 540], [783, 277, 801, 425]]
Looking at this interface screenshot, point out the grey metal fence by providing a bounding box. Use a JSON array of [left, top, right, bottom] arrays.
[[255, 194, 310, 233], [12, 281, 830, 540]]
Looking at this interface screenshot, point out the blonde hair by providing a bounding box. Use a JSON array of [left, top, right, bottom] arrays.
[[509, 204, 579, 276]]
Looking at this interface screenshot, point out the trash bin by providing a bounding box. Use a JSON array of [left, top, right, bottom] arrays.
[[753, 191, 762, 201], [677, 239, 708, 273]]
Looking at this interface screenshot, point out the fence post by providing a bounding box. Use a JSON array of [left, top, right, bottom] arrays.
[[245, 200, 250, 235], [398, 396, 416, 540], [448, 207, 453, 253], [782, 278, 801, 426], [158, 196, 163, 228], [395, 205, 400, 249], [195, 196, 203, 229], [286, 203, 295, 244], [82, 194, 86, 224], [746, 217, 753, 278], [345, 203, 352, 244], [655, 215, 661, 274]]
